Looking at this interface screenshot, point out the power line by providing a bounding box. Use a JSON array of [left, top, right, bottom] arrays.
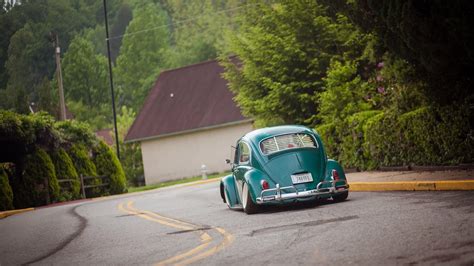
[[107, 2, 258, 41]]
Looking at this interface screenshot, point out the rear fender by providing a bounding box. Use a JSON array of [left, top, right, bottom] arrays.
[[324, 159, 347, 186], [244, 169, 269, 204], [221, 175, 240, 207]]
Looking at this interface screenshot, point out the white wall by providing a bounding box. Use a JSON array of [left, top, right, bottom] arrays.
[[140, 121, 253, 184]]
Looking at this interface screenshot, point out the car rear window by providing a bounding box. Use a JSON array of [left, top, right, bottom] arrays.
[[259, 133, 317, 155]]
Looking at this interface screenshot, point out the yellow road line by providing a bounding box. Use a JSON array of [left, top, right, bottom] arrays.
[[117, 200, 234, 266], [118, 202, 193, 230], [126, 202, 197, 229], [176, 227, 235, 266]]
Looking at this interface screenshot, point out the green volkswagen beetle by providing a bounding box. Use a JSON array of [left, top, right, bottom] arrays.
[[220, 125, 349, 214]]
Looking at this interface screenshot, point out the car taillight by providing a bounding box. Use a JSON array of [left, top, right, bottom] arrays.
[[261, 180, 270, 190], [332, 169, 340, 180]]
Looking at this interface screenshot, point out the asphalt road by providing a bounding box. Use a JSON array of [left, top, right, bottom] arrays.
[[1, 181, 473, 266]]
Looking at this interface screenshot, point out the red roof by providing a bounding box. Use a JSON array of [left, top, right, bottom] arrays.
[[125, 59, 249, 142], [95, 128, 114, 146]]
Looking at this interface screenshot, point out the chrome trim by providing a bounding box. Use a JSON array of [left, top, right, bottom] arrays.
[[256, 179, 349, 204]]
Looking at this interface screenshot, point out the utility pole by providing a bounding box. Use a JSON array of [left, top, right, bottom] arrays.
[[103, 0, 121, 159], [54, 33, 67, 121]]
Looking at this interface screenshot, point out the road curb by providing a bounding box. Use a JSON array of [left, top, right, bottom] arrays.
[[349, 180, 474, 191], [0, 208, 34, 219]]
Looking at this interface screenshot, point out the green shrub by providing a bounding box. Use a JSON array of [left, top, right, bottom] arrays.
[[340, 110, 382, 169], [364, 112, 401, 168], [55, 120, 97, 146], [15, 148, 60, 208], [398, 105, 473, 165], [69, 144, 97, 176], [0, 165, 14, 211], [0, 111, 60, 164], [50, 148, 81, 200], [69, 143, 100, 197], [315, 122, 341, 160], [93, 140, 127, 194]]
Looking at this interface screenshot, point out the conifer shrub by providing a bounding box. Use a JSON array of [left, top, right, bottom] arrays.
[[0, 165, 14, 211], [50, 148, 80, 200], [15, 148, 60, 208], [69, 143, 100, 197], [93, 140, 127, 194]]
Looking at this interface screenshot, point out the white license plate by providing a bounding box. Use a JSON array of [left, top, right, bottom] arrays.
[[291, 173, 313, 184]]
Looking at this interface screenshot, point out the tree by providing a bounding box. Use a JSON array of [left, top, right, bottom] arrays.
[[320, 0, 474, 104], [222, 1, 373, 127], [161, 0, 244, 68], [62, 35, 111, 129], [114, 2, 170, 111], [116, 106, 143, 186]]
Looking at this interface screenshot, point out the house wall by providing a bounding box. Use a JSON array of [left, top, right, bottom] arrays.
[[140, 121, 253, 184]]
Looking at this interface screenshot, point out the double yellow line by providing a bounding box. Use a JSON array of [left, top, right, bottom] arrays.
[[118, 200, 234, 266]]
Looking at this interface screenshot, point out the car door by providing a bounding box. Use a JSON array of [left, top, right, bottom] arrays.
[[233, 141, 252, 200]]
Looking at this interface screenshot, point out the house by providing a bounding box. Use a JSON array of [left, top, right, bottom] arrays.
[[125, 59, 253, 184]]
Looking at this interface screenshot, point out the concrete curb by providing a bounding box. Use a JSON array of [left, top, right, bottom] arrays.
[[0, 208, 34, 219], [349, 180, 474, 191]]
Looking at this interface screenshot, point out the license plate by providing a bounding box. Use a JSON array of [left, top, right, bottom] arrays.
[[291, 172, 313, 184]]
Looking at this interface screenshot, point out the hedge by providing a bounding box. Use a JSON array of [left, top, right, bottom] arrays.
[[317, 104, 472, 170], [50, 148, 81, 200], [340, 110, 382, 169], [14, 148, 60, 208], [0, 165, 13, 211], [93, 140, 127, 194], [1, 111, 128, 209], [69, 143, 101, 197]]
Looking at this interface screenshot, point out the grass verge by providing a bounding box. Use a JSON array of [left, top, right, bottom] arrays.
[[127, 171, 230, 193]]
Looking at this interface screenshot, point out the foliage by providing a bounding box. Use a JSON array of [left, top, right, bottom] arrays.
[[315, 122, 340, 161], [116, 106, 143, 186], [320, 0, 474, 104], [62, 35, 110, 129], [69, 143, 99, 197], [0, 0, 98, 113], [55, 119, 97, 146], [0, 111, 60, 163], [50, 148, 80, 200], [339, 110, 382, 169], [69, 143, 97, 177], [162, 0, 244, 68], [114, 2, 170, 111], [319, 60, 372, 123], [222, 1, 374, 127], [0, 165, 13, 211], [14, 148, 60, 208], [93, 140, 127, 194], [318, 104, 472, 170]]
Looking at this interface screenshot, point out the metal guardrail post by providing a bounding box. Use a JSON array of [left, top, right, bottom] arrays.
[[80, 174, 86, 199]]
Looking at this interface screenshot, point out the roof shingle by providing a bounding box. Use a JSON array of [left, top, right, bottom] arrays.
[[125, 59, 248, 142]]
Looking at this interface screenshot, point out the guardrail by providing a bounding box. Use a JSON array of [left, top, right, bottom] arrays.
[[58, 174, 109, 199]]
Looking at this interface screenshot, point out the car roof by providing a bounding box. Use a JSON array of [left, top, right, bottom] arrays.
[[242, 125, 314, 145]]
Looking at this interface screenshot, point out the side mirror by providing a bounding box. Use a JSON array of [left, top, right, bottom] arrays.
[[225, 159, 231, 164]]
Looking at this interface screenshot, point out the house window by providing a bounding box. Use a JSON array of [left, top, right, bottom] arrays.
[[259, 133, 317, 155]]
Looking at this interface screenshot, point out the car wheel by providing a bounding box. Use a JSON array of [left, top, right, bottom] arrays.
[[242, 182, 259, 214], [332, 191, 349, 202]]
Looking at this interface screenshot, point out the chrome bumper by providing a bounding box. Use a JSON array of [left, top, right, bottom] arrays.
[[256, 180, 349, 204]]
